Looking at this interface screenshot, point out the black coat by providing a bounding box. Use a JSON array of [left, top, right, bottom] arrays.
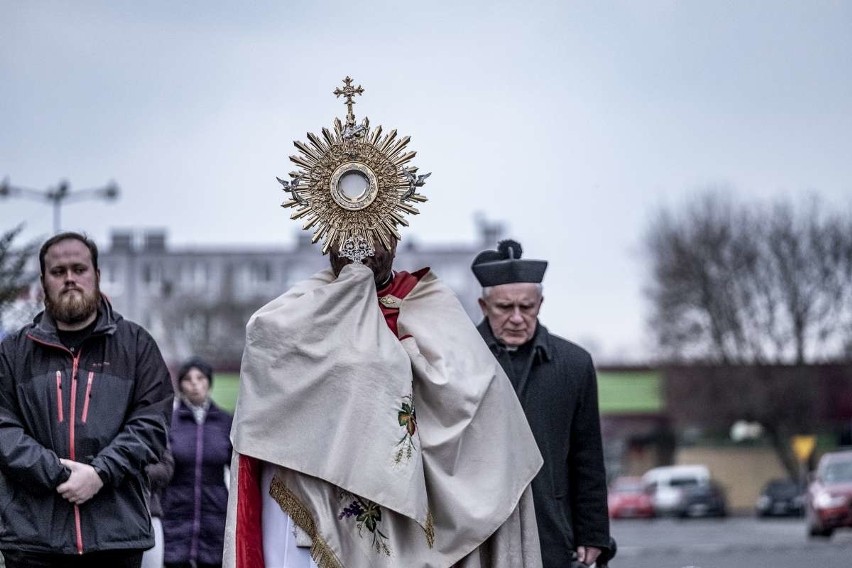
[[0, 299, 174, 554], [478, 321, 610, 567]]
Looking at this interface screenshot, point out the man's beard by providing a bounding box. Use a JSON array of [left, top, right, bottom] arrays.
[[45, 286, 101, 326]]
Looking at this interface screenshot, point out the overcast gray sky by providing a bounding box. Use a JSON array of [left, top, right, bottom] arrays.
[[3, 1, 851, 362]]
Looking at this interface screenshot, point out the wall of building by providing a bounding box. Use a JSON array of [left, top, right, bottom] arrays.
[[96, 228, 496, 366]]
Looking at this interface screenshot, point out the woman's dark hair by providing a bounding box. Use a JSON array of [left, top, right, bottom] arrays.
[[177, 357, 214, 386]]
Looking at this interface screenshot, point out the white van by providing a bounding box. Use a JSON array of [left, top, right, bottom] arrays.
[[642, 465, 710, 516]]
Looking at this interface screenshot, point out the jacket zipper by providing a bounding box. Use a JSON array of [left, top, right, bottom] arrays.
[[69, 351, 84, 554], [190, 419, 204, 562], [27, 335, 89, 554], [56, 371, 64, 422], [68, 354, 80, 463], [81, 371, 94, 423]]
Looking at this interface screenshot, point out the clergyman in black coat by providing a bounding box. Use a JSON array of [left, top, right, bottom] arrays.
[[472, 239, 610, 568]]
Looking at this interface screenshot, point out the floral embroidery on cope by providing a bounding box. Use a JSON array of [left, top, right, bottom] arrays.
[[337, 490, 391, 556], [394, 394, 417, 464]]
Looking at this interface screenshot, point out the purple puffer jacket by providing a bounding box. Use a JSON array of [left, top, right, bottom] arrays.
[[162, 399, 233, 565]]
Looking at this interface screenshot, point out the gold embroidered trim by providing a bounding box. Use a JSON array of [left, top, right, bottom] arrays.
[[424, 509, 435, 548], [269, 475, 343, 568]]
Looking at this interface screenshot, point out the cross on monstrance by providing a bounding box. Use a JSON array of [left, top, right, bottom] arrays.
[[333, 76, 364, 127]]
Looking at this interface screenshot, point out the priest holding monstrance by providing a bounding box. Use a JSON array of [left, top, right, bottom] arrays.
[[224, 78, 543, 568]]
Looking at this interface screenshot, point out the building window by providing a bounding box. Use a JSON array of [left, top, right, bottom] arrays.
[[102, 263, 116, 284], [99, 262, 124, 297], [195, 263, 210, 290], [142, 263, 162, 288], [253, 261, 272, 283]]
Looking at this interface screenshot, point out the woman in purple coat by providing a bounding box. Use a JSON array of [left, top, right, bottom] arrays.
[[162, 357, 233, 568]]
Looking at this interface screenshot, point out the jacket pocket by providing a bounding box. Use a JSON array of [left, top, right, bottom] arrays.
[[74, 371, 135, 451]]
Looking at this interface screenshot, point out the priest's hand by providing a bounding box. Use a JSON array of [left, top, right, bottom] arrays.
[[576, 545, 602, 566]]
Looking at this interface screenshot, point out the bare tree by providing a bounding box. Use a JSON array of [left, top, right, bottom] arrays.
[[0, 225, 39, 330], [762, 198, 852, 364], [645, 191, 852, 477], [646, 192, 852, 364]]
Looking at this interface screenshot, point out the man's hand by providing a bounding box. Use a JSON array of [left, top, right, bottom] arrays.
[[57, 458, 103, 505], [576, 545, 602, 566]]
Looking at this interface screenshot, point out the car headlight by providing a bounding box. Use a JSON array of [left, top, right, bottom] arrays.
[[814, 491, 847, 509], [756, 496, 770, 508]]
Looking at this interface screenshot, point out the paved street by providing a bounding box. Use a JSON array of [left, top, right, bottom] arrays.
[[609, 516, 852, 568]]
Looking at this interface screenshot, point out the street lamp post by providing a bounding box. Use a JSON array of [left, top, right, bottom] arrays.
[[0, 178, 120, 233]]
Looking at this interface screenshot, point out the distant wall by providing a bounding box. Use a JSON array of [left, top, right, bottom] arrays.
[[675, 446, 788, 511]]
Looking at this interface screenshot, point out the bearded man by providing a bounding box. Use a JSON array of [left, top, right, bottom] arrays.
[[0, 232, 174, 568], [224, 78, 544, 568]]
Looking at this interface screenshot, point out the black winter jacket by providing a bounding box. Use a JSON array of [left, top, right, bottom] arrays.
[[478, 321, 610, 568], [0, 299, 174, 554]]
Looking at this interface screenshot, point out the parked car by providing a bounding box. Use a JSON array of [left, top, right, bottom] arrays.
[[806, 449, 852, 538], [608, 476, 654, 519], [674, 479, 728, 518], [642, 465, 710, 516], [755, 478, 805, 518]]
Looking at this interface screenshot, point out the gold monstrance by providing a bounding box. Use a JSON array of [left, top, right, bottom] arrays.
[[277, 76, 430, 261]]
